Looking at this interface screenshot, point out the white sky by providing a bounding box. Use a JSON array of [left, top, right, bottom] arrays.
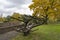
[[0, 0, 33, 17]]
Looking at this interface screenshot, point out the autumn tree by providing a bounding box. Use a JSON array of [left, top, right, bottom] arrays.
[[0, 17, 3, 23], [12, 12, 21, 18], [29, 0, 60, 23], [0, 17, 7, 23], [11, 12, 22, 21], [57, 13, 60, 22]]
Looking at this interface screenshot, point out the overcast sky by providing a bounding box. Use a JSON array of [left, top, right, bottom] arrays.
[[0, 0, 33, 17]]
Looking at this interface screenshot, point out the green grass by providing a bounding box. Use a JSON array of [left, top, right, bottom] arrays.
[[12, 24, 60, 40]]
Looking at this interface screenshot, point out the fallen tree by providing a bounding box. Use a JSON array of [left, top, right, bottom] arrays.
[[0, 15, 46, 36]]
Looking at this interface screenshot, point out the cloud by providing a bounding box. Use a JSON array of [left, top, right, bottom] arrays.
[[7, 0, 25, 5], [0, 0, 32, 17], [7, 0, 32, 5]]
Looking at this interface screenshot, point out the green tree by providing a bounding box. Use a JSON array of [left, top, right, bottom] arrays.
[[29, 0, 60, 24]]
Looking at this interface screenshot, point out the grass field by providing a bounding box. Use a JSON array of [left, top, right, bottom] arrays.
[[12, 24, 60, 40]]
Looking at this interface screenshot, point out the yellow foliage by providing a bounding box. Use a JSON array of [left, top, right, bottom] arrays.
[[29, 0, 60, 21], [12, 12, 21, 18], [0, 17, 6, 22], [10, 12, 21, 21]]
